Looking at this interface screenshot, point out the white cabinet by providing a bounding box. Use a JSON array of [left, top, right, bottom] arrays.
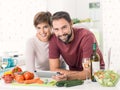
[[47, 0, 89, 19]]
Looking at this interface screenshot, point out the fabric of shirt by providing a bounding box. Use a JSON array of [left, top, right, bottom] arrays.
[[49, 28, 105, 71], [25, 36, 66, 73]]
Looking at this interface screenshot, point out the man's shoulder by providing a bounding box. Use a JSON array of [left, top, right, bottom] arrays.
[[49, 34, 57, 41], [73, 27, 90, 32], [73, 27, 93, 35]]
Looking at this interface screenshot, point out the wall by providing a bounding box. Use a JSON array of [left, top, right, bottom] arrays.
[[0, 0, 90, 54], [0, 0, 47, 54], [102, 0, 120, 71], [47, 0, 89, 19], [1, 0, 119, 71]]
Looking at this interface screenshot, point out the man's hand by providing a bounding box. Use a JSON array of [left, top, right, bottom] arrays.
[[52, 72, 67, 81]]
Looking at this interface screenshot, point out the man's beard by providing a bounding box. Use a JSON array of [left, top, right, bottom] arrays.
[[58, 30, 72, 44]]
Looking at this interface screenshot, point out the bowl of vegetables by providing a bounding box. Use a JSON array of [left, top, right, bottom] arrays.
[[94, 70, 120, 87]]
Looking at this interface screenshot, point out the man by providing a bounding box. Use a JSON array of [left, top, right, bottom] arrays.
[[49, 11, 105, 81]]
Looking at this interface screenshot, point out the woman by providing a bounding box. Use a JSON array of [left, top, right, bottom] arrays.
[[25, 11, 66, 73]]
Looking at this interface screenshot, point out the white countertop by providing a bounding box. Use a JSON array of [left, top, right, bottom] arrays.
[[0, 66, 120, 90], [0, 79, 120, 90]]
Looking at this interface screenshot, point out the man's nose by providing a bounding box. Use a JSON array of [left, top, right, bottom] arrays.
[[58, 29, 64, 36]]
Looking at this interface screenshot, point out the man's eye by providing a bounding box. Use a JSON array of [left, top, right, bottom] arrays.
[[62, 26, 67, 29], [54, 29, 58, 31]]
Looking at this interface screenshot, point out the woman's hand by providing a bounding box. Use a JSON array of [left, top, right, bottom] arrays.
[[52, 72, 67, 81]]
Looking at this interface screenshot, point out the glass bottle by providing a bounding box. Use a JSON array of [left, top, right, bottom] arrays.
[[90, 43, 100, 82]]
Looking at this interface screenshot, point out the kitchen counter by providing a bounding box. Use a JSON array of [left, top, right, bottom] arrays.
[[0, 79, 120, 90], [0, 66, 120, 90]]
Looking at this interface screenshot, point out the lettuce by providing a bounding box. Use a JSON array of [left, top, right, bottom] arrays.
[[94, 70, 120, 87]]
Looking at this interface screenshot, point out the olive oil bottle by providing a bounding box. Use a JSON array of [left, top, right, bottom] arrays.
[[90, 43, 100, 82]]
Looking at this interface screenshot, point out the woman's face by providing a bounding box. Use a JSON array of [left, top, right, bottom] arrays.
[[36, 23, 51, 42]]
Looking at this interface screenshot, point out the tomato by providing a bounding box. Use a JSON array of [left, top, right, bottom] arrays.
[[12, 66, 22, 73], [23, 71, 34, 80], [14, 74, 25, 83], [30, 73, 34, 79], [2, 74, 14, 83]]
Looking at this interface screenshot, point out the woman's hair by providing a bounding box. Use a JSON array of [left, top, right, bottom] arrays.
[[33, 11, 52, 27], [51, 11, 72, 23]]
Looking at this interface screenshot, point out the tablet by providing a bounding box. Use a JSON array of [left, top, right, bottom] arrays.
[[34, 70, 58, 78]]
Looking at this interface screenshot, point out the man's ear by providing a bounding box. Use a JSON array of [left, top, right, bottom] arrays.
[[70, 21, 73, 26]]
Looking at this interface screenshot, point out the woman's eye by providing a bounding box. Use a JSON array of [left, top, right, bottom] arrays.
[[37, 27, 41, 29], [44, 26, 48, 29]]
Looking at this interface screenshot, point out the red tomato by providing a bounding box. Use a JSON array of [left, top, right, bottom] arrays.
[[23, 71, 34, 80], [15, 74, 24, 83], [30, 73, 34, 79], [2, 74, 14, 83], [12, 66, 22, 73]]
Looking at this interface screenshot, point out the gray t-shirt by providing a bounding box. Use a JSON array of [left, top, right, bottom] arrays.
[[25, 36, 66, 73]]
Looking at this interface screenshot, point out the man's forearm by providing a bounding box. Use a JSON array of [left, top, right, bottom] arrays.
[[50, 67, 70, 74], [67, 71, 86, 80], [50, 68, 87, 80], [49, 59, 91, 80]]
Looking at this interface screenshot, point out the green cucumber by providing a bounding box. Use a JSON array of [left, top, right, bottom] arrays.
[[56, 79, 84, 87], [64, 79, 84, 87], [56, 80, 68, 87]]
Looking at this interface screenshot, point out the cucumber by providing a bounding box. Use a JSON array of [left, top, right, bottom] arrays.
[[64, 79, 84, 87], [56, 79, 84, 87], [56, 80, 68, 87]]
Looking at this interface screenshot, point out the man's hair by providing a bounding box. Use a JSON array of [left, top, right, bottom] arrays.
[[34, 11, 52, 27], [51, 11, 72, 23]]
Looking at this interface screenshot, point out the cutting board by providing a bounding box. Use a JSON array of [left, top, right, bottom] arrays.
[[11, 79, 56, 87]]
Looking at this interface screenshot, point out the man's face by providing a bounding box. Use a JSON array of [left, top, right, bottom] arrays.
[[52, 18, 72, 43]]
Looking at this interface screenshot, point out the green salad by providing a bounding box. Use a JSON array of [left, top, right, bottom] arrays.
[[94, 70, 120, 87]]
